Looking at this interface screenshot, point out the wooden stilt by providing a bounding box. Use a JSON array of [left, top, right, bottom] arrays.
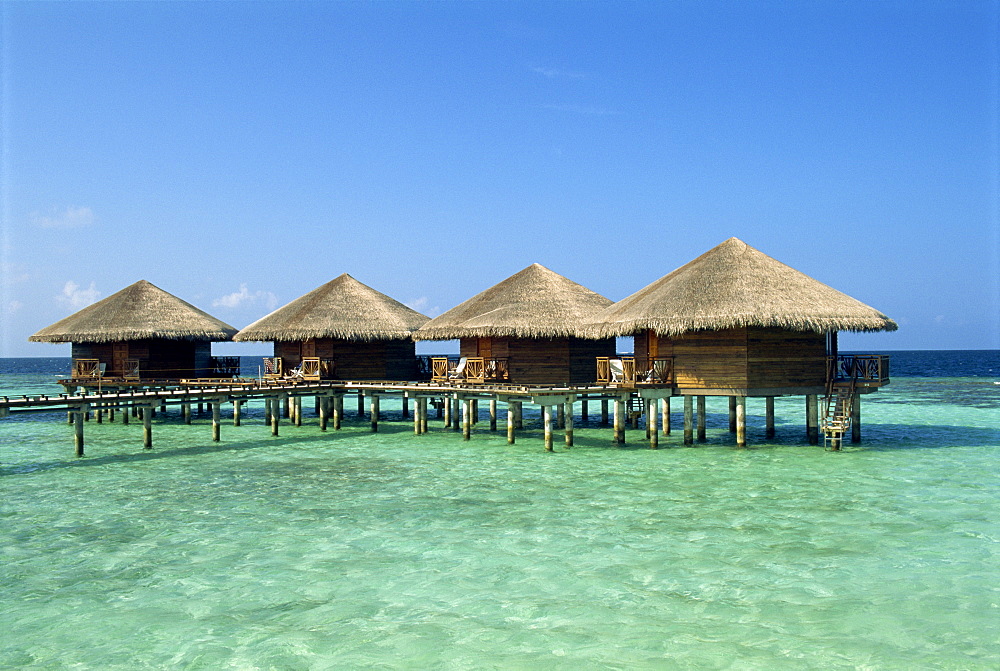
[[122, 403, 129, 425], [370, 395, 379, 433], [765, 397, 775, 439], [443, 395, 452, 430], [334, 395, 343, 430], [543, 405, 553, 451], [413, 397, 421, 435], [264, 397, 272, 426], [462, 398, 472, 441], [452, 397, 461, 431], [95, 402, 102, 424], [108, 405, 115, 422], [851, 394, 862, 443], [613, 397, 625, 444], [319, 396, 328, 431], [489, 398, 497, 432], [564, 400, 574, 448], [661, 397, 671, 436], [402, 395, 409, 420], [645, 399, 652, 439], [684, 396, 694, 445], [315, 396, 321, 416], [649, 397, 659, 449], [271, 397, 281, 437], [472, 399, 479, 425], [729, 396, 737, 433], [435, 399, 443, 420], [234, 400, 243, 427], [806, 394, 819, 445], [557, 403, 565, 428], [514, 401, 523, 430], [735, 396, 746, 448], [507, 402, 516, 445], [420, 398, 428, 434], [600, 399, 610, 427], [142, 405, 153, 449], [697, 396, 706, 441], [212, 401, 221, 442], [183, 402, 192, 425], [74, 409, 85, 457], [581, 399, 588, 423], [294, 396, 303, 427]]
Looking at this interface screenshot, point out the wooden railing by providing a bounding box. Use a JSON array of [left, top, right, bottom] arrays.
[[123, 359, 141, 380], [430, 356, 510, 383], [828, 355, 890, 386], [263, 357, 283, 380], [596, 356, 672, 386], [73, 359, 104, 379], [211, 356, 241, 377]]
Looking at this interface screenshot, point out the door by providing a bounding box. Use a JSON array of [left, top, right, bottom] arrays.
[[112, 343, 129, 377]]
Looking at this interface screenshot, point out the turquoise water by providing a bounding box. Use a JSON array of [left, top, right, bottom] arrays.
[[2, 360, 999, 669]]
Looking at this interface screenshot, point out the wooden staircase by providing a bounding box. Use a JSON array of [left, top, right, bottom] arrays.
[[822, 361, 858, 450]]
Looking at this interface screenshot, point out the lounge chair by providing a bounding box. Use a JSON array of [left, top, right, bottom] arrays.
[[449, 357, 468, 380], [609, 359, 625, 383]]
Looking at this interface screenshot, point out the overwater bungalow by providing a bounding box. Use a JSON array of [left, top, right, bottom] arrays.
[[29, 280, 239, 382], [233, 274, 429, 381], [415, 263, 615, 386], [586, 238, 897, 447]]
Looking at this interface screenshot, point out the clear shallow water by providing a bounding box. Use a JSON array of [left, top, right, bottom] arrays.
[[1, 355, 999, 669]]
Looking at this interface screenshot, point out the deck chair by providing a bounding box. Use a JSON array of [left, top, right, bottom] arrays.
[[449, 357, 468, 380], [609, 359, 625, 383]]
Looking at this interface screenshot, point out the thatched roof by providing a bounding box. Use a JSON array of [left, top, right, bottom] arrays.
[[586, 237, 898, 338], [233, 274, 429, 342], [414, 263, 612, 341], [29, 280, 238, 343]]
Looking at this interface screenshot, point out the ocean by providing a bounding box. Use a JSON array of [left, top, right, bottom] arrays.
[[1, 351, 998, 669]]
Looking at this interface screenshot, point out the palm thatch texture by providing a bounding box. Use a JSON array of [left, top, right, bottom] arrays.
[[586, 238, 897, 338], [29, 280, 237, 343], [414, 263, 613, 341], [234, 274, 429, 342]]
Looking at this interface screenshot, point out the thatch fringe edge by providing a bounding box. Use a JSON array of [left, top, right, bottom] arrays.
[[583, 315, 899, 339]]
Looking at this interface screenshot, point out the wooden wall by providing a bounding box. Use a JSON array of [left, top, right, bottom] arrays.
[[634, 327, 827, 390], [72, 339, 212, 378], [461, 336, 615, 385], [276, 338, 418, 380]]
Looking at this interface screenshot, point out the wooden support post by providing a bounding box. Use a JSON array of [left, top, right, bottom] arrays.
[[645, 399, 652, 438], [462, 398, 472, 441], [67, 410, 73, 425], [543, 405, 553, 452], [443, 395, 452, 430], [736, 396, 747, 448], [183, 402, 192, 425], [452, 397, 461, 431], [198, 402, 205, 415], [472, 399, 479, 425], [507, 402, 516, 445], [697, 396, 707, 442], [212, 401, 221, 442], [73, 410, 85, 457], [142, 405, 153, 450], [600, 399, 609, 427], [413, 397, 421, 435], [684, 396, 694, 446], [234, 400, 242, 427], [581, 399, 588, 423], [358, 391, 365, 418], [264, 397, 272, 426], [661, 397, 671, 436], [729, 396, 737, 433], [806, 394, 819, 445], [315, 396, 321, 416], [564, 400, 574, 448], [334, 395, 343, 430], [271, 397, 281, 437], [489, 398, 497, 432], [319, 396, 328, 431], [765, 397, 775, 439], [420, 398, 428, 434], [613, 397, 625, 445], [851, 394, 862, 443], [294, 396, 303, 427], [122, 403, 129, 425], [402, 395, 409, 420], [557, 403, 565, 428], [370, 395, 379, 433], [649, 397, 659, 449], [281, 396, 290, 419], [514, 401, 523, 429], [95, 402, 103, 424], [108, 405, 115, 422], [435, 399, 443, 420]]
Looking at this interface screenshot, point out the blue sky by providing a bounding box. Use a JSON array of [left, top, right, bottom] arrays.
[[2, 0, 998, 357]]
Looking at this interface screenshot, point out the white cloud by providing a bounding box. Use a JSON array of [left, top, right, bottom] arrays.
[[212, 284, 278, 311], [57, 281, 101, 309], [33, 206, 96, 229], [406, 296, 441, 317], [8, 300, 23, 313], [532, 66, 586, 79]]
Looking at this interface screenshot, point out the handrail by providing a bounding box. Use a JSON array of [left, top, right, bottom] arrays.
[[596, 356, 672, 386]]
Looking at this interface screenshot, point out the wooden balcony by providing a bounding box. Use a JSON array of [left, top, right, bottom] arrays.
[[596, 356, 673, 387], [431, 356, 510, 383], [828, 355, 890, 388]]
